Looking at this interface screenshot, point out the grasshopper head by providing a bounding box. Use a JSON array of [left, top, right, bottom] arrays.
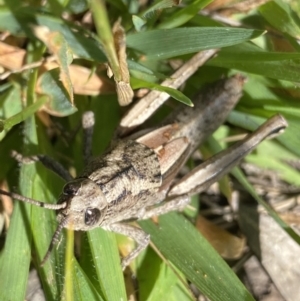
[[57, 178, 108, 231]]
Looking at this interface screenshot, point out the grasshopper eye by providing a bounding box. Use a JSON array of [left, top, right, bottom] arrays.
[[63, 180, 81, 196], [85, 208, 101, 226]]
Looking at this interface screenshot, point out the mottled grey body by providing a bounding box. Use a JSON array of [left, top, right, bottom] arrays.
[[81, 140, 162, 224], [57, 76, 244, 232], [1, 74, 287, 269], [54, 76, 246, 268]]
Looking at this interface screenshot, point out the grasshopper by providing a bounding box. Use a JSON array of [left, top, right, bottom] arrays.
[[0, 72, 287, 270]]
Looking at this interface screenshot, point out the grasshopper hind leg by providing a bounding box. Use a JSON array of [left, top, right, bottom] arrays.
[[139, 195, 190, 220], [104, 196, 190, 270]]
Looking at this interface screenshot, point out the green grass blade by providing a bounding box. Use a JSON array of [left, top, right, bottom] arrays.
[[90, 0, 120, 80], [0, 97, 47, 132], [259, 0, 300, 39], [0, 178, 33, 301], [138, 248, 192, 301], [38, 70, 77, 116], [141, 0, 180, 19], [227, 111, 300, 157], [157, 0, 213, 29], [131, 77, 193, 106], [209, 43, 300, 82], [0, 109, 49, 301], [139, 214, 255, 301], [126, 27, 264, 59], [72, 261, 105, 301], [87, 229, 127, 301], [245, 139, 300, 186]]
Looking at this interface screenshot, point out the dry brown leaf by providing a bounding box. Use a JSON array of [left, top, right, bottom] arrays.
[[33, 25, 74, 103], [36, 110, 53, 128], [206, 0, 236, 10], [124, 270, 137, 301], [280, 211, 300, 227], [244, 256, 284, 301], [115, 81, 134, 106], [0, 41, 26, 70], [36, 62, 115, 96], [267, 28, 298, 52], [239, 202, 300, 301], [113, 19, 130, 84], [196, 215, 246, 259], [69, 65, 115, 95], [207, 0, 270, 15], [0, 181, 13, 217], [259, 214, 300, 301], [112, 19, 134, 106], [0, 181, 13, 232]]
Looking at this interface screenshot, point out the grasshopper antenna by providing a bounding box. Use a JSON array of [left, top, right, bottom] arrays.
[[0, 188, 69, 265], [40, 216, 70, 266], [0, 189, 66, 210]]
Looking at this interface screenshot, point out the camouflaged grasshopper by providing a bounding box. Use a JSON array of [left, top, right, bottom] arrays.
[[0, 54, 288, 270]]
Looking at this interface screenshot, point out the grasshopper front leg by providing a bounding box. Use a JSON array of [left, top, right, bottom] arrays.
[[104, 223, 150, 270], [9, 111, 96, 182], [11, 151, 73, 182]]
